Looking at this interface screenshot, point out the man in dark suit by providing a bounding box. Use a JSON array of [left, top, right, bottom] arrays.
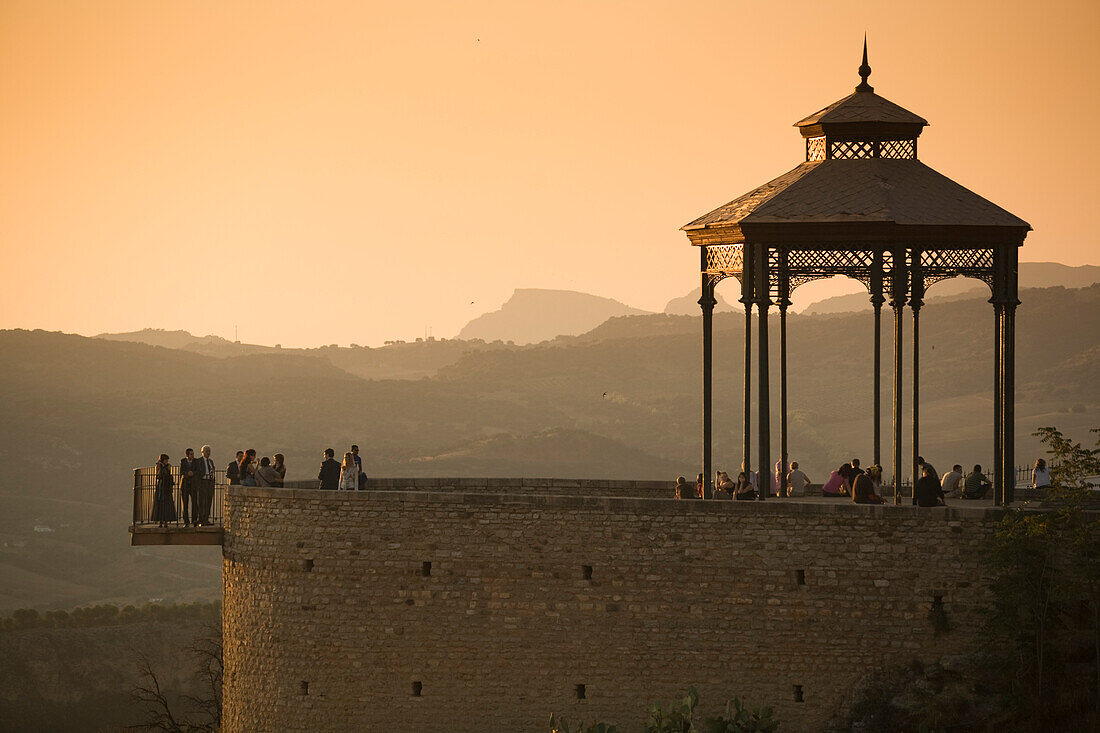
[[180, 448, 200, 527], [198, 445, 216, 526], [318, 448, 341, 490], [226, 450, 244, 485]]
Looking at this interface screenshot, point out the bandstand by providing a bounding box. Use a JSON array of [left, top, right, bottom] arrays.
[[683, 43, 1030, 503]]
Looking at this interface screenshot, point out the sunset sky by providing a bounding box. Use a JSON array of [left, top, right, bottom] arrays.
[[2, 0, 1097, 348]]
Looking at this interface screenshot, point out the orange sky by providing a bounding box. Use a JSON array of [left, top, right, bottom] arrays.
[[1, 0, 1097, 347]]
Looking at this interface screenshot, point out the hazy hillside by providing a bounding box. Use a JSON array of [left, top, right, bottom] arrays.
[[805, 262, 1100, 315], [0, 610, 218, 731], [456, 288, 650, 344], [1, 284, 1098, 613], [663, 286, 739, 316], [95, 328, 520, 380]]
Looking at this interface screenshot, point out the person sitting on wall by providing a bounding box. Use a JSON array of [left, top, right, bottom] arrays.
[[917, 456, 938, 483], [786, 461, 810, 497], [914, 465, 946, 507], [733, 471, 757, 501], [674, 475, 696, 499], [318, 448, 341, 490], [962, 465, 992, 500], [940, 464, 964, 499], [715, 470, 735, 499], [821, 466, 847, 497], [852, 467, 886, 505]]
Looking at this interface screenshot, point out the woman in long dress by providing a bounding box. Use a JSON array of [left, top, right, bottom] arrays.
[[338, 451, 358, 491], [151, 453, 177, 527]]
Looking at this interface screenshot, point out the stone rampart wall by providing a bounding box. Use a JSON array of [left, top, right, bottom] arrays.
[[222, 484, 1000, 732]]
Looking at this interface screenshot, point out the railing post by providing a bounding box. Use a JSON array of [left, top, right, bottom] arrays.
[[133, 468, 141, 525]]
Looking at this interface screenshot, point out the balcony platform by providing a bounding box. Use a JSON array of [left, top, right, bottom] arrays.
[[129, 524, 224, 546]]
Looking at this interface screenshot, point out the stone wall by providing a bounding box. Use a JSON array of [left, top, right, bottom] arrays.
[[283, 477, 678, 499], [222, 485, 1000, 732]]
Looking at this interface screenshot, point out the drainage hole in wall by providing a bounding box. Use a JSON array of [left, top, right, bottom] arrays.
[[796, 569, 806, 586], [422, 561, 432, 577], [302, 559, 314, 572], [300, 681, 309, 696], [412, 681, 423, 697], [575, 684, 586, 700], [582, 565, 593, 581], [793, 684, 803, 702]]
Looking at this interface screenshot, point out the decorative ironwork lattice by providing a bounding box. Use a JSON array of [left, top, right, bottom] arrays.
[[772, 248, 878, 301], [704, 244, 743, 286], [879, 139, 916, 159], [830, 140, 875, 159], [806, 136, 826, 162], [920, 248, 995, 290]]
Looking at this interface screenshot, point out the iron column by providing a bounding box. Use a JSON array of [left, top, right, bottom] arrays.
[[700, 249, 716, 501], [993, 303, 1002, 505], [757, 244, 771, 501]]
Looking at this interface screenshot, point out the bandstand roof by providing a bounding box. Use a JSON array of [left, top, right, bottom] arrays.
[[683, 159, 1030, 232], [683, 45, 1031, 245]]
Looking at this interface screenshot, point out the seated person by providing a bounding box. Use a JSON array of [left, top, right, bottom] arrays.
[[852, 471, 886, 504], [940, 464, 964, 498], [715, 470, 736, 499], [786, 462, 810, 497], [821, 467, 847, 497], [915, 465, 946, 507], [962, 465, 992, 499], [733, 471, 757, 501], [674, 475, 694, 499]]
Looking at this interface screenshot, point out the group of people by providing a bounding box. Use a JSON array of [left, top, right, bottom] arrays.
[[317, 446, 368, 490], [226, 448, 288, 488], [149, 443, 371, 527], [673, 453, 1041, 507], [150, 447, 218, 527]]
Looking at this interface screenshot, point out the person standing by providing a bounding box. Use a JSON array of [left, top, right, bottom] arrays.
[[198, 445, 216, 526], [786, 462, 810, 497], [351, 444, 367, 489], [318, 448, 341, 490], [240, 449, 258, 487], [255, 457, 280, 487], [272, 453, 287, 488], [1032, 459, 1051, 490], [226, 451, 244, 485], [915, 465, 946, 507], [940, 464, 964, 499], [179, 448, 200, 527], [338, 452, 358, 490], [151, 453, 177, 527]]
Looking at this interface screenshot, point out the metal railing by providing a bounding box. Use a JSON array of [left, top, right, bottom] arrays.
[[131, 465, 227, 528]]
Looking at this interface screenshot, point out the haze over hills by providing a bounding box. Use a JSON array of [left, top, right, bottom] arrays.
[[456, 288, 650, 344], [662, 287, 739, 316], [805, 262, 1100, 315], [3, 283, 1100, 616]]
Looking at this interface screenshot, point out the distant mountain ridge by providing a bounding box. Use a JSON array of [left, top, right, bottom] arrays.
[[456, 288, 650, 344], [805, 262, 1100, 315]]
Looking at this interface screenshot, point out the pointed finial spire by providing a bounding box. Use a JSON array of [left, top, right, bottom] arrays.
[[856, 34, 874, 93]]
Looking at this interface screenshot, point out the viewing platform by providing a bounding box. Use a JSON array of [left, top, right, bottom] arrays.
[[129, 468, 1046, 547]]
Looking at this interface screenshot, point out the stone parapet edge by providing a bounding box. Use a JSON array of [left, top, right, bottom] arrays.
[[230, 485, 1008, 520]]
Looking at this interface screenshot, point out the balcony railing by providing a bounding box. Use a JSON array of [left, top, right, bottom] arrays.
[[131, 465, 227, 528]]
